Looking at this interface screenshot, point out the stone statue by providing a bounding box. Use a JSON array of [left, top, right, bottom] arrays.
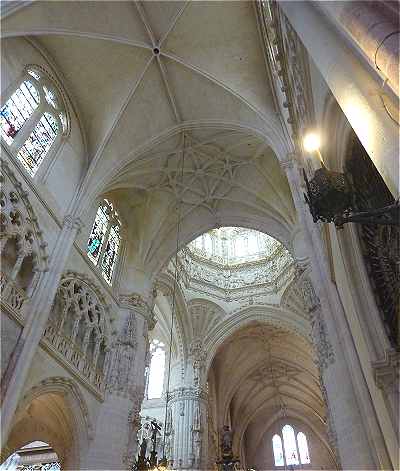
[[221, 425, 233, 456], [139, 438, 147, 458]]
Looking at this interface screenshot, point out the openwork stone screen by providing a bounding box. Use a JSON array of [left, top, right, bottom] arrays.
[[0, 67, 67, 177], [87, 199, 121, 285], [44, 276, 109, 393]]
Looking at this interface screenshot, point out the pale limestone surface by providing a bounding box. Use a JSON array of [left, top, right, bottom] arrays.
[[1, 1, 398, 470]]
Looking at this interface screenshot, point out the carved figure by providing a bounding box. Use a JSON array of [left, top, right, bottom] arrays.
[[221, 425, 233, 456]]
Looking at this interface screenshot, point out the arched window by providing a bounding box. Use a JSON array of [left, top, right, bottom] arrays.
[[272, 425, 311, 467], [1, 67, 67, 177], [297, 432, 310, 464], [272, 434, 285, 467], [282, 425, 299, 465], [87, 199, 121, 284], [147, 339, 165, 399]]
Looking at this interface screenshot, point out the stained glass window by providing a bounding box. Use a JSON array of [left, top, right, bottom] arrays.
[[272, 434, 285, 466], [297, 432, 310, 464], [282, 425, 299, 465], [147, 339, 165, 399], [87, 199, 121, 284], [87, 202, 110, 265], [101, 223, 121, 284], [1, 67, 66, 177], [17, 113, 58, 176], [0, 80, 39, 145]]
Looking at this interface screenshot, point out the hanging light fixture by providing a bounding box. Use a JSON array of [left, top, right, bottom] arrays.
[[133, 134, 187, 471], [302, 131, 399, 228]]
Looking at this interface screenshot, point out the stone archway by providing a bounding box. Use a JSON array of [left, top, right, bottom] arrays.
[[3, 377, 91, 470], [206, 320, 335, 469]]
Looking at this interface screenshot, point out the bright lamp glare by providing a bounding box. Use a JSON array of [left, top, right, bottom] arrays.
[[303, 133, 321, 152]]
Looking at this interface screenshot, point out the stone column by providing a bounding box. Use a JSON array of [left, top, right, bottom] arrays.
[[279, 0, 399, 197], [315, 0, 399, 94], [1, 214, 82, 442], [167, 340, 208, 469], [168, 387, 208, 470], [82, 292, 156, 470], [281, 156, 389, 468]]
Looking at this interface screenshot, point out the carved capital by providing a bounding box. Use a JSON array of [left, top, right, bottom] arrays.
[[119, 293, 156, 330], [63, 214, 83, 232], [373, 350, 400, 394], [280, 153, 297, 170], [168, 386, 208, 403]]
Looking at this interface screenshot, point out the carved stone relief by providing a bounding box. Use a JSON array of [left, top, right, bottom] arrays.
[[1, 161, 49, 317], [44, 273, 111, 393], [106, 311, 138, 398]]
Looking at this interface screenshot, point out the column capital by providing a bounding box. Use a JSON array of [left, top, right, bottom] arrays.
[[373, 350, 400, 393], [63, 214, 84, 232], [280, 152, 298, 170], [118, 292, 156, 330], [168, 386, 208, 403]]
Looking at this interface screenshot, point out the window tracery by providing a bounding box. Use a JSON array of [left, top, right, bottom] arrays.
[[43, 274, 110, 393], [87, 199, 121, 284], [1, 66, 67, 177], [0, 163, 48, 318], [272, 425, 310, 467]]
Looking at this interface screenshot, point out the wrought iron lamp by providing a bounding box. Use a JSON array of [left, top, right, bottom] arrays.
[[302, 132, 399, 228]]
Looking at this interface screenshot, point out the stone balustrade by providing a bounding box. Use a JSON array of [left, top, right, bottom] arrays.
[[43, 322, 105, 393], [0, 271, 28, 318]]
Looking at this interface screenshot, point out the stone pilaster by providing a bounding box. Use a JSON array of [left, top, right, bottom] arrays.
[[1, 214, 82, 442], [82, 292, 155, 470]]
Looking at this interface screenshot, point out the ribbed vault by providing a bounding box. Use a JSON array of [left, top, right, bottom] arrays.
[[207, 322, 330, 461], [2, 1, 296, 280]]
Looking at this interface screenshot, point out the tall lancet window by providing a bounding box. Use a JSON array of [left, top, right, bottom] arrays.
[[297, 432, 310, 464], [272, 425, 311, 467], [147, 339, 165, 399], [1, 67, 67, 177], [282, 425, 299, 465], [87, 199, 121, 284], [272, 434, 285, 467]]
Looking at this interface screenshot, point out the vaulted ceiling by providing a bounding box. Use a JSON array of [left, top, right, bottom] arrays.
[[208, 322, 329, 461], [3, 1, 297, 277]]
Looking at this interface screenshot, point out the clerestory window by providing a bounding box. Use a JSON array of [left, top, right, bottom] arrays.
[[1, 66, 67, 177], [147, 339, 165, 399], [273, 425, 310, 467], [87, 199, 121, 284]]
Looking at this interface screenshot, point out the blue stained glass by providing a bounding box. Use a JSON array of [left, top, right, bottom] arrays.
[[87, 203, 109, 265], [0, 80, 39, 145]]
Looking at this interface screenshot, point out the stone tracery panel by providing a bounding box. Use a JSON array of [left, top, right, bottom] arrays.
[[43, 273, 111, 393], [0, 161, 48, 319]]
